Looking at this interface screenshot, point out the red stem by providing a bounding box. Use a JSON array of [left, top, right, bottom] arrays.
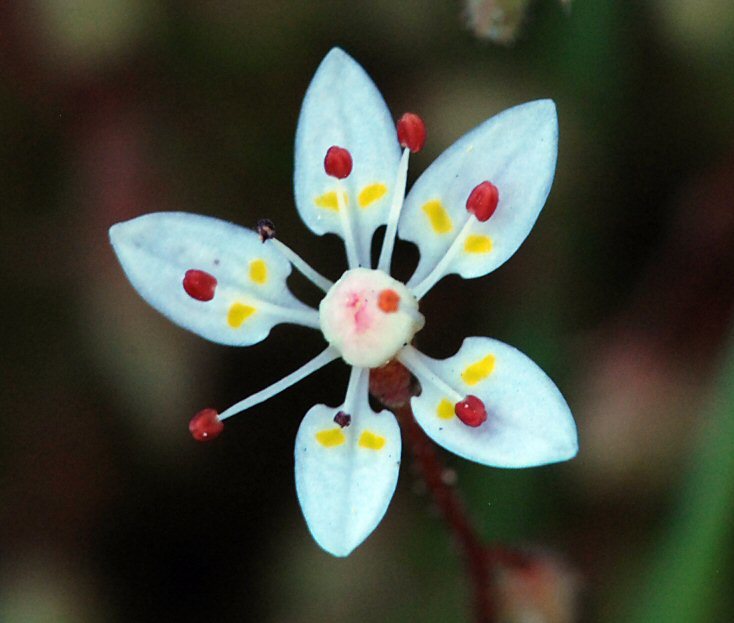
[[394, 403, 495, 623], [370, 361, 534, 622]]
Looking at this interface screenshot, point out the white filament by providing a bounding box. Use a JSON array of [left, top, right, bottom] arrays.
[[219, 346, 340, 420], [397, 345, 462, 403], [377, 148, 410, 272], [257, 299, 321, 330], [343, 365, 367, 417], [337, 182, 361, 269], [410, 215, 476, 301], [267, 237, 333, 292]]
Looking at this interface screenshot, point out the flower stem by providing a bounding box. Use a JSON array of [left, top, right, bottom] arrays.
[[393, 401, 495, 623], [369, 360, 535, 623]]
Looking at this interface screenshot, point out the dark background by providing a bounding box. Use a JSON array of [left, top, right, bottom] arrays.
[[1, 1, 733, 621]]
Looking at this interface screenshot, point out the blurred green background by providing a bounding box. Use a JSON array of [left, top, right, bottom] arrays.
[[2, 1, 733, 621]]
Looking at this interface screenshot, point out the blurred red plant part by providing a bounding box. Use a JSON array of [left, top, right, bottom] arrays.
[[0, 5, 154, 587], [1, 0, 216, 446], [492, 548, 580, 623], [73, 94, 217, 443], [577, 151, 734, 491], [464, 0, 571, 43], [0, 387, 121, 557], [464, 0, 531, 44], [0, 2, 152, 102]]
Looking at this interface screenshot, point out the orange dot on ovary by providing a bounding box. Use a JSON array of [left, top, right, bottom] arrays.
[[378, 288, 400, 313]]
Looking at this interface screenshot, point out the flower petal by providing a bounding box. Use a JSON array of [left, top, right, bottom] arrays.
[[294, 371, 401, 556], [294, 48, 402, 267], [399, 100, 558, 291], [109, 212, 319, 346], [398, 338, 576, 468]]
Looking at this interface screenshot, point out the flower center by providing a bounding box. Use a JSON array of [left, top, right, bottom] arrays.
[[319, 268, 424, 368]]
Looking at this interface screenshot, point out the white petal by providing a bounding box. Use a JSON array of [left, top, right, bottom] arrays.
[[399, 100, 558, 290], [294, 48, 402, 267], [294, 373, 401, 556], [109, 212, 319, 346], [400, 338, 577, 468]]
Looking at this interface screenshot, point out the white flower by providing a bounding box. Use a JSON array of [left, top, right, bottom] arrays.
[[109, 48, 578, 557]]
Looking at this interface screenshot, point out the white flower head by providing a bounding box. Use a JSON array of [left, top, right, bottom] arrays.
[[109, 48, 578, 557]]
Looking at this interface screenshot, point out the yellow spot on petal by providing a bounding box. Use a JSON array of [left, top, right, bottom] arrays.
[[358, 183, 387, 208], [249, 259, 267, 284], [461, 355, 496, 386], [437, 399, 455, 420], [422, 200, 453, 234], [227, 303, 256, 328], [359, 430, 386, 450], [464, 234, 493, 254], [436, 398, 454, 420], [315, 190, 349, 211], [316, 428, 346, 447]]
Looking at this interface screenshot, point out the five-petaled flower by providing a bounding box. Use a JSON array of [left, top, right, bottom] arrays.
[[109, 48, 578, 557]]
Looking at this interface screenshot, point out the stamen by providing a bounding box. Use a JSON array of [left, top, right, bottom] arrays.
[[336, 179, 361, 269], [377, 147, 410, 272], [189, 408, 224, 441], [321, 146, 362, 268], [256, 298, 321, 329], [334, 366, 367, 428], [397, 346, 463, 403], [454, 395, 488, 427], [324, 146, 353, 179], [410, 215, 475, 301], [219, 346, 339, 421], [334, 411, 351, 428], [466, 181, 499, 222], [256, 218, 276, 241], [343, 365, 367, 417], [266, 237, 333, 292], [397, 113, 427, 153], [410, 181, 499, 299], [183, 269, 217, 301], [255, 218, 332, 291]]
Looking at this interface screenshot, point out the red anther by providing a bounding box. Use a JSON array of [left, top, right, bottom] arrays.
[[324, 146, 353, 179], [466, 181, 499, 222], [455, 395, 487, 427], [183, 269, 217, 301], [189, 408, 224, 441], [397, 112, 426, 153], [334, 411, 351, 428], [378, 288, 400, 313]]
